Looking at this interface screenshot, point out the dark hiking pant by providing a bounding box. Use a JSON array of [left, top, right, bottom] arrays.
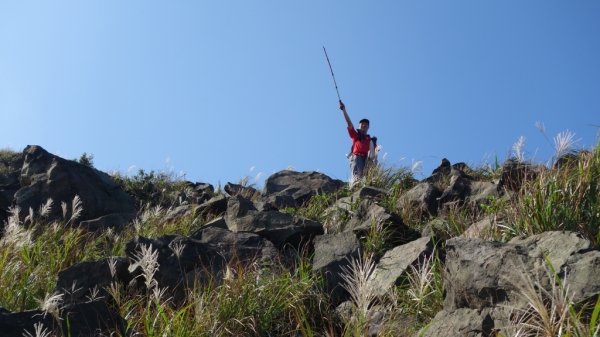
[[350, 155, 367, 186]]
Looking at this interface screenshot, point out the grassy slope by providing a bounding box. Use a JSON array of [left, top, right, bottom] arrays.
[[0, 143, 599, 336]]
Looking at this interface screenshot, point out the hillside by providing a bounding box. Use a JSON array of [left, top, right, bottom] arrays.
[[0, 142, 599, 337]]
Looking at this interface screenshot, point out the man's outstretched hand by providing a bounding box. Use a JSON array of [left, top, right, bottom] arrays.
[[339, 101, 345, 111]]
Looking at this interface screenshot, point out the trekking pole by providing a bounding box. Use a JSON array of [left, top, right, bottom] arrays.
[[323, 46, 342, 103]]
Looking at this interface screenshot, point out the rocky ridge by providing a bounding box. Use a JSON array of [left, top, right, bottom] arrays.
[[0, 145, 596, 336]]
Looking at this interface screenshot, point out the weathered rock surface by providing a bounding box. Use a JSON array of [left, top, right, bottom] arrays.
[[225, 195, 324, 249], [257, 170, 344, 210], [462, 216, 505, 239], [397, 182, 442, 216], [438, 175, 502, 212], [418, 307, 511, 337], [0, 308, 58, 337], [54, 257, 131, 304], [370, 237, 433, 297], [500, 160, 544, 191], [0, 301, 128, 337], [343, 198, 420, 247], [444, 232, 600, 311], [15, 145, 135, 224], [312, 232, 361, 301], [165, 195, 229, 221], [125, 227, 278, 301], [197, 194, 228, 215], [193, 182, 214, 194], [224, 182, 260, 199]]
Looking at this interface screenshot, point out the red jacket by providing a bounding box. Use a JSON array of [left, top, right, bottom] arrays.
[[348, 127, 371, 156]]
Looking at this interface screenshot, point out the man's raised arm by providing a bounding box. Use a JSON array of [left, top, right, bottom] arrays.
[[339, 101, 354, 130]]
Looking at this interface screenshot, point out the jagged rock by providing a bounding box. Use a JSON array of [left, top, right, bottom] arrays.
[[312, 232, 361, 302], [166, 195, 228, 220], [55, 257, 131, 304], [78, 213, 135, 232], [254, 194, 296, 211], [431, 158, 451, 176], [443, 231, 600, 312], [397, 182, 442, 216], [0, 193, 10, 230], [351, 186, 388, 201], [344, 198, 406, 234], [370, 237, 433, 297], [332, 186, 389, 212], [165, 205, 193, 220], [416, 307, 512, 337], [438, 175, 502, 212], [499, 160, 544, 191], [225, 195, 324, 249], [427, 159, 475, 187], [0, 301, 127, 337], [461, 216, 506, 239], [0, 308, 58, 337], [125, 235, 184, 298], [336, 302, 411, 337], [15, 145, 135, 224], [224, 182, 260, 199], [191, 226, 278, 263], [193, 182, 214, 194], [0, 169, 22, 227], [60, 301, 128, 337], [452, 162, 470, 172], [421, 218, 446, 238], [339, 197, 420, 247], [553, 151, 592, 170], [258, 170, 344, 210], [190, 216, 228, 234], [196, 194, 228, 215], [126, 228, 278, 301]]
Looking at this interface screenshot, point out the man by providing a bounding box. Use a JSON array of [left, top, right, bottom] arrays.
[[339, 101, 378, 186]]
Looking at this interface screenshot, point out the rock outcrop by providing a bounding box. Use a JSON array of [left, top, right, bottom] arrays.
[[255, 170, 344, 210], [225, 195, 324, 249], [418, 231, 600, 336], [15, 145, 135, 224]]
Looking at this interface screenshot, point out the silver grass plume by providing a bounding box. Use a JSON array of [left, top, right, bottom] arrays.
[[554, 130, 580, 158], [22, 322, 52, 337], [132, 244, 160, 291], [67, 195, 83, 225], [61, 202, 67, 220], [340, 252, 378, 317], [38, 198, 53, 218], [38, 292, 63, 319], [1, 206, 32, 248]]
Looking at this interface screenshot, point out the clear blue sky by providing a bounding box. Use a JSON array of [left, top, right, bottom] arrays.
[[2, 1, 599, 187]]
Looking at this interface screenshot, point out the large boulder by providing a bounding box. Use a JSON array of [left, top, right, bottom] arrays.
[[417, 307, 511, 337], [438, 175, 503, 212], [499, 160, 544, 191], [224, 182, 260, 199], [125, 228, 278, 301], [312, 232, 361, 302], [15, 145, 135, 224], [0, 308, 58, 337], [439, 231, 600, 316], [256, 171, 344, 210], [225, 195, 324, 249], [0, 301, 127, 337], [397, 182, 442, 217], [343, 198, 420, 247], [164, 195, 229, 221], [54, 257, 131, 304], [370, 237, 433, 297]]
